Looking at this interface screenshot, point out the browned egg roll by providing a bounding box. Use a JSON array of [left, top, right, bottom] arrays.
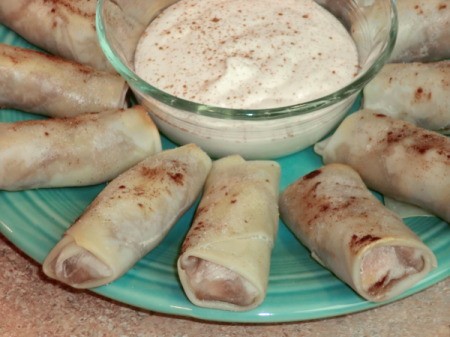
[[43, 144, 212, 289], [315, 110, 450, 223], [0, 106, 161, 190], [351, 0, 450, 63], [0, 0, 112, 71], [0, 44, 128, 117], [390, 0, 450, 62], [363, 61, 450, 133], [279, 163, 437, 302], [178, 155, 280, 311]]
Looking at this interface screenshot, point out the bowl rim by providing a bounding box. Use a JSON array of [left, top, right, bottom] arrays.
[[96, 0, 398, 121]]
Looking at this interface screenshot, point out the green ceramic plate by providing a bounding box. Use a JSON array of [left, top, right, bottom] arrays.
[[0, 24, 449, 323]]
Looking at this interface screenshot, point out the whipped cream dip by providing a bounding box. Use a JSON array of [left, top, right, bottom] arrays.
[[133, 0, 360, 158]]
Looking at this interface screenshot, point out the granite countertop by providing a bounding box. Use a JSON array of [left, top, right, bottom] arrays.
[[1, 234, 448, 337]]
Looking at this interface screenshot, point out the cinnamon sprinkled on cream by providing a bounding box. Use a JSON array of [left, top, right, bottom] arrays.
[[134, 0, 358, 109]]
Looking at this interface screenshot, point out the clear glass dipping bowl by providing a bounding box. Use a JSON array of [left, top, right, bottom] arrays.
[[96, 0, 397, 159]]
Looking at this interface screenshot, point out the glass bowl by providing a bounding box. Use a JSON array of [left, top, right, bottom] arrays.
[[96, 0, 397, 159]]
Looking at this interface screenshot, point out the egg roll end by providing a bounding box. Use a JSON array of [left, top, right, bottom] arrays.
[[43, 236, 112, 289]]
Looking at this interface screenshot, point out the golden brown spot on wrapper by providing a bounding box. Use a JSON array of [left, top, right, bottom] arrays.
[[133, 186, 146, 196], [306, 181, 321, 197], [180, 238, 190, 254], [167, 172, 185, 185], [43, 0, 95, 19], [414, 5, 424, 15], [195, 206, 207, 217], [319, 203, 330, 212], [140, 166, 163, 179], [332, 198, 355, 211], [7, 43, 98, 75], [413, 87, 433, 101], [438, 3, 447, 10], [406, 130, 449, 157], [386, 129, 407, 143], [350, 234, 381, 254], [412, 144, 432, 154], [303, 169, 322, 180], [195, 221, 204, 229]]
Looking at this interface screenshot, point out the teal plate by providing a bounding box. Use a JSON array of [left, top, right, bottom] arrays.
[[0, 24, 449, 323]]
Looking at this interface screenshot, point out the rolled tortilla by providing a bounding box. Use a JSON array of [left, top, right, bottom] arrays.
[[314, 110, 450, 223], [0, 106, 161, 190], [389, 0, 450, 62], [0, 44, 128, 117], [43, 144, 212, 289], [0, 0, 112, 71], [363, 61, 450, 132], [279, 163, 437, 302], [178, 155, 280, 311]]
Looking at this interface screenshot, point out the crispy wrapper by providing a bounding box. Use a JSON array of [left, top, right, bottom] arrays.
[[178, 155, 280, 311], [279, 163, 437, 302], [43, 144, 212, 289], [0, 44, 128, 117], [0, 106, 161, 190], [315, 110, 450, 223], [363, 61, 450, 132]]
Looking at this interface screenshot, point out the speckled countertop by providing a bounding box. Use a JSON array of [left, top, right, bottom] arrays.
[[0, 234, 448, 337]]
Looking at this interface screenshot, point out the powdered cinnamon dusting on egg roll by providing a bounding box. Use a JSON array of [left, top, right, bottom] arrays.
[[178, 155, 280, 311], [279, 163, 437, 302]]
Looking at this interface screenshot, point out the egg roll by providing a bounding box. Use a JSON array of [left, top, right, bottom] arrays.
[[279, 163, 437, 302], [0, 44, 127, 117], [389, 0, 450, 62], [315, 110, 450, 223], [178, 155, 280, 311], [0, 0, 112, 71], [363, 61, 450, 132], [43, 144, 212, 289], [0, 106, 161, 191]]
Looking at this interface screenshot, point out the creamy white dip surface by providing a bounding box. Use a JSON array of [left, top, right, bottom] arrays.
[[134, 0, 359, 109]]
